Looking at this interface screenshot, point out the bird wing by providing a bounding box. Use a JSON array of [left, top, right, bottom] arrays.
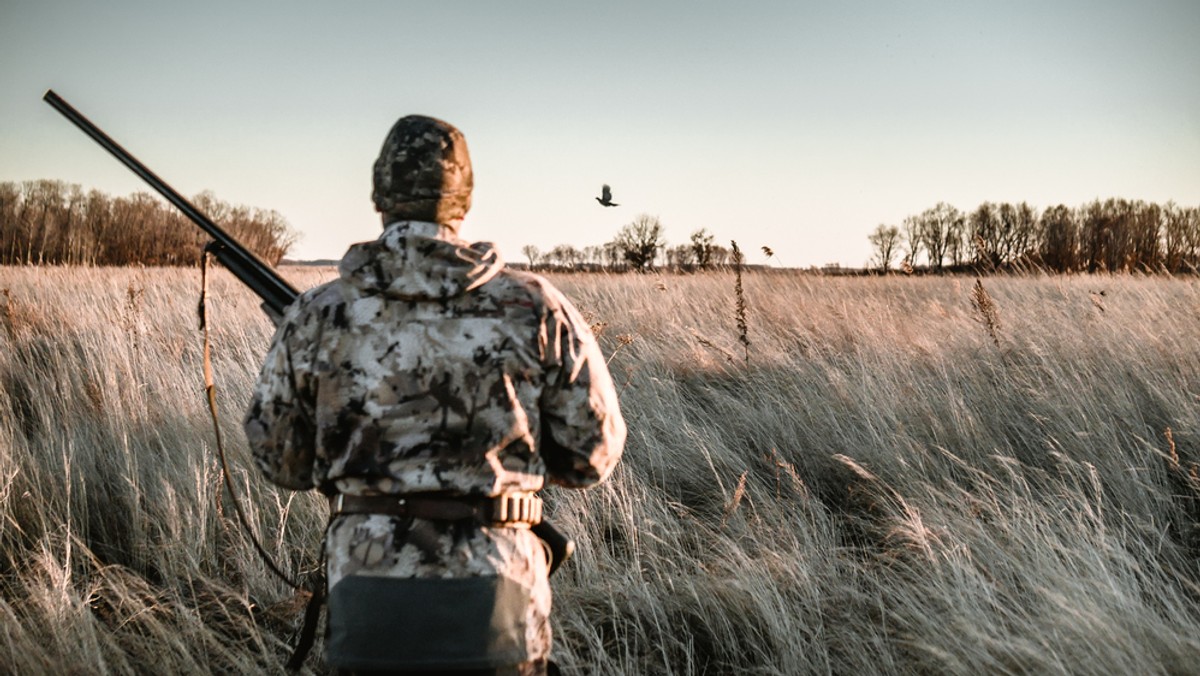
[[601, 184, 612, 201]]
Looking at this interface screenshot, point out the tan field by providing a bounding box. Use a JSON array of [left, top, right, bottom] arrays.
[[1, 264, 1199, 674]]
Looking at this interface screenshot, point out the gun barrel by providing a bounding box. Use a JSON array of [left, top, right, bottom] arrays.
[[42, 89, 299, 315]]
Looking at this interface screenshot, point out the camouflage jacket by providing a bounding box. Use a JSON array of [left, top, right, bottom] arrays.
[[243, 220, 625, 665]]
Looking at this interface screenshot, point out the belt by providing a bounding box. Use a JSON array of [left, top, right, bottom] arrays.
[[329, 492, 543, 528]]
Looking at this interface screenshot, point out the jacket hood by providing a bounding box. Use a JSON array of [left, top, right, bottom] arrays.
[[339, 220, 503, 300]]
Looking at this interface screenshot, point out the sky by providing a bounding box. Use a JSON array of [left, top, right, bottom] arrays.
[[2, 1, 1198, 268]]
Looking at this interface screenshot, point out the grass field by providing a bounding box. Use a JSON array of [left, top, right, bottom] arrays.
[[1, 264, 1199, 674]]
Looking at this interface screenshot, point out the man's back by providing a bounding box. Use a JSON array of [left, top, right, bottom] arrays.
[[245, 113, 624, 673], [245, 215, 624, 672], [245, 219, 623, 496]]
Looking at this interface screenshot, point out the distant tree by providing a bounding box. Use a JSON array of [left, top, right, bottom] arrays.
[[0, 181, 25, 263], [969, 202, 1001, 270], [1079, 199, 1110, 272], [917, 202, 962, 271], [1129, 200, 1162, 271], [613, 214, 665, 271], [902, 215, 923, 268], [708, 244, 731, 268], [666, 243, 695, 269], [1163, 203, 1187, 271], [0, 181, 295, 266], [212, 200, 296, 266], [581, 245, 603, 268], [1080, 198, 1136, 272], [875, 197, 1197, 275], [549, 244, 582, 269], [1162, 202, 1200, 272], [867, 224, 901, 271], [690, 228, 717, 269], [23, 179, 68, 265], [995, 202, 1038, 268], [1184, 206, 1200, 270], [1015, 202, 1038, 266], [521, 244, 540, 269], [602, 240, 625, 271], [996, 202, 1019, 266], [1038, 205, 1078, 272], [949, 218, 969, 268]]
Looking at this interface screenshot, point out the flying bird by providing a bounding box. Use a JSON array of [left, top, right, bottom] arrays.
[[595, 184, 619, 207]]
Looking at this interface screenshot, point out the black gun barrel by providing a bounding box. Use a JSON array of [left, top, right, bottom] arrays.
[[42, 89, 300, 315]]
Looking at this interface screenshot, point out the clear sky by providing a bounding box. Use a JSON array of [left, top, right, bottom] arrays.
[[2, 1, 1198, 268]]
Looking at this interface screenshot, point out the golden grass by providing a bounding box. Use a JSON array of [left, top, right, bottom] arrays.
[[2, 265, 1199, 674]]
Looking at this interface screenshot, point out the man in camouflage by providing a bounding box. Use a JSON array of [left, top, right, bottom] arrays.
[[244, 115, 625, 674]]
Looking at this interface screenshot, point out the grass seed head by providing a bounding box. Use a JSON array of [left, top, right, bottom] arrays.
[[970, 278, 1001, 348], [731, 240, 750, 362]]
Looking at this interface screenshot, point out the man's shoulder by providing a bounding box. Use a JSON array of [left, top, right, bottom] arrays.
[[487, 268, 570, 313], [282, 278, 350, 329], [296, 278, 345, 305], [281, 267, 575, 325]]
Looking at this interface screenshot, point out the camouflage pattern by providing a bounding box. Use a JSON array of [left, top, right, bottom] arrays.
[[244, 219, 625, 664], [372, 116, 473, 227]]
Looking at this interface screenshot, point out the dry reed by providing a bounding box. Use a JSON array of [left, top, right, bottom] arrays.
[[730, 240, 750, 363], [1, 265, 1199, 674], [969, 278, 1001, 347]]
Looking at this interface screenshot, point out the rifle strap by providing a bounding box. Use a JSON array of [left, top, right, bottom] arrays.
[[286, 551, 327, 671], [199, 246, 326, 669]]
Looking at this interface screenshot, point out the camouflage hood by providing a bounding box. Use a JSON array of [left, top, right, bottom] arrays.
[[339, 220, 503, 300]]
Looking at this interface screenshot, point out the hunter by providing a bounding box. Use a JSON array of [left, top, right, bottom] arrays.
[[244, 115, 626, 674]]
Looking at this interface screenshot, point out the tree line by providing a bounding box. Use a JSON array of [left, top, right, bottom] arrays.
[[869, 199, 1200, 274], [0, 180, 297, 266], [521, 214, 763, 272]]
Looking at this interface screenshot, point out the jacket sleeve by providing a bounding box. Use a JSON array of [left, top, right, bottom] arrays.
[[537, 286, 626, 488], [243, 303, 319, 490]]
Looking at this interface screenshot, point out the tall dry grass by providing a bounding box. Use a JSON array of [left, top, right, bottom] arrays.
[[1, 265, 1199, 674]]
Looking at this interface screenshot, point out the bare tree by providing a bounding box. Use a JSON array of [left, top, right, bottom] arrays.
[[1163, 203, 1200, 272], [1080, 198, 1136, 272], [613, 214, 665, 271], [969, 202, 1001, 270], [520, 245, 540, 269], [0, 181, 296, 266], [708, 244, 731, 268], [876, 197, 1197, 275], [549, 244, 582, 270], [994, 202, 1038, 268], [690, 228, 717, 269], [946, 215, 968, 269], [581, 245, 603, 268], [1129, 200, 1163, 271], [867, 224, 901, 272], [0, 181, 25, 263], [602, 240, 624, 271], [1038, 205, 1078, 272], [917, 203, 962, 271], [665, 244, 695, 270], [1185, 206, 1200, 271], [902, 215, 923, 269]]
